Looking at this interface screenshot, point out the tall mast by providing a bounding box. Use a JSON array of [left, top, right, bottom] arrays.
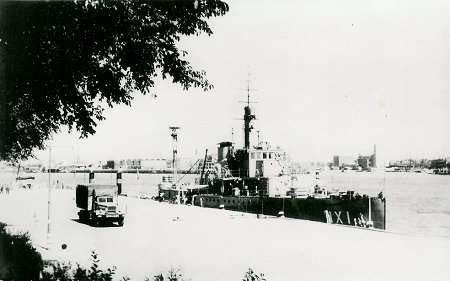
[[243, 80, 255, 150], [247, 80, 250, 107], [373, 144, 377, 168]]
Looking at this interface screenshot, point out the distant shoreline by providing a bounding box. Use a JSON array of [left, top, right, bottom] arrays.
[[29, 169, 199, 175]]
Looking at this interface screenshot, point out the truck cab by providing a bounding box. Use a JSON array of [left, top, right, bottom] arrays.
[[76, 184, 125, 226], [94, 195, 120, 218]]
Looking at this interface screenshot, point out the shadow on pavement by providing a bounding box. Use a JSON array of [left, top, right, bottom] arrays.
[[70, 219, 122, 228]]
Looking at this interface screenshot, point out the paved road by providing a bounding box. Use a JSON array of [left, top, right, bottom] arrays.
[[1, 188, 449, 281]]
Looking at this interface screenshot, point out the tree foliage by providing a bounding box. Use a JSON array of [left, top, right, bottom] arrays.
[[0, 0, 228, 161]]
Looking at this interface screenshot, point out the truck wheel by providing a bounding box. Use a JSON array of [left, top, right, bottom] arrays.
[[78, 212, 87, 223], [90, 216, 99, 227], [118, 219, 124, 227]]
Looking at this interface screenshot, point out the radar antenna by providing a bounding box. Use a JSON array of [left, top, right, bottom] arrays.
[[242, 79, 256, 150]]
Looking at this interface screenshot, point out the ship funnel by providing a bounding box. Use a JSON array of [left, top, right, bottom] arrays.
[[244, 106, 255, 149]]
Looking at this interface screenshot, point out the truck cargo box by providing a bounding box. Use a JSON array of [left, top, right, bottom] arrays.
[[76, 184, 117, 209]]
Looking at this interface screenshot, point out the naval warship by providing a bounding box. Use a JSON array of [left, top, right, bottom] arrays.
[[159, 93, 386, 230]]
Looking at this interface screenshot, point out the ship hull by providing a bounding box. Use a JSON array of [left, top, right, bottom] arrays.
[[192, 195, 386, 230]]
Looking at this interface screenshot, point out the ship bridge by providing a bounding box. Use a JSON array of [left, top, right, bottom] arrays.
[[248, 144, 288, 178]]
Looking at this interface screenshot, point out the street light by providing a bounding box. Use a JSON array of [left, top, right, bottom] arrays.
[[45, 143, 74, 251], [47, 145, 52, 250]]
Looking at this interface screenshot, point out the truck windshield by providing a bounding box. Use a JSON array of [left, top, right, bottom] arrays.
[[97, 197, 113, 203]]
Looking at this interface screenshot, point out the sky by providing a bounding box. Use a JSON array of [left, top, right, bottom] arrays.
[[35, 0, 449, 166]]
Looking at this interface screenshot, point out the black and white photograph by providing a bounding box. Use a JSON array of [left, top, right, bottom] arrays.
[[0, 0, 449, 280]]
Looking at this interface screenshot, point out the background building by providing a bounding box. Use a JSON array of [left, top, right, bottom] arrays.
[[332, 144, 377, 169], [357, 156, 370, 170], [332, 155, 356, 167]]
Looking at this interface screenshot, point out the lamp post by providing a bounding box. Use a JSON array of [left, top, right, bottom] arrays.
[[47, 146, 52, 250], [170, 126, 180, 203], [45, 143, 75, 252]]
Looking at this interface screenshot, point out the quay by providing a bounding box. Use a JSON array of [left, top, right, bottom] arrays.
[[0, 187, 449, 281], [47, 169, 199, 174]]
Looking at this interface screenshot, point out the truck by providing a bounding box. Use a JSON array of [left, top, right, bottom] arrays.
[[75, 184, 125, 226]]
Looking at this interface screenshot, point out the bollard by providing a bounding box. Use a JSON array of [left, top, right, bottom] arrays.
[[116, 172, 122, 194], [88, 171, 95, 184]]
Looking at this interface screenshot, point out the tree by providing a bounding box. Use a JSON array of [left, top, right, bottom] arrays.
[[0, 0, 228, 161]]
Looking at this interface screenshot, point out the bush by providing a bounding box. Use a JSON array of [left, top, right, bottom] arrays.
[[150, 268, 186, 281], [0, 222, 43, 281], [41, 251, 116, 281], [242, 268, 266, 281]]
